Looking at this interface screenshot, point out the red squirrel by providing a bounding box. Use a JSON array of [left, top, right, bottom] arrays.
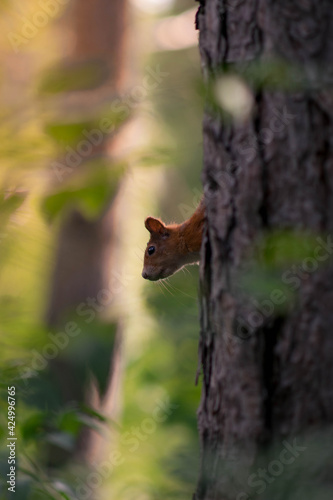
[[142, 199, 205, 281]]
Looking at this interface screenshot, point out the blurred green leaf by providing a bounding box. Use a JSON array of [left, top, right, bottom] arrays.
[[56, 406, 108, 435], [80, 404, 108, 423], [239, 267, 295, 309], [45, 100, 133, 149], [98, 104, 133, 132], [135, 147, 174, 167], [256, 230, 320, 268], [20, 467, 44, 483], [241, 58, 303, 91], [33, 488, 58, 500], [209, 58, 304, 92], [44, 121, 94, 148], [0, 192, 27, 227], [59, 493, 71, 500], [21, 413, 46, 441], [39, 60, 109, 95], [56, 409, 82, 437], [42, 161, 123, 222], [237, 231, 323, 307]]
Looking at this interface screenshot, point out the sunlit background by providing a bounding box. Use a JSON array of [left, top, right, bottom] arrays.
[[0, 0, 326, 498], [0, 0, 205, 498]]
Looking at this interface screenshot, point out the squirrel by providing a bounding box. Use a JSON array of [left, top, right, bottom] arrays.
[[142, 198, 205, 281]]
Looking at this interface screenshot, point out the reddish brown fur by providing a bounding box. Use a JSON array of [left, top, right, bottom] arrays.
[[142, 199, 205, 281]]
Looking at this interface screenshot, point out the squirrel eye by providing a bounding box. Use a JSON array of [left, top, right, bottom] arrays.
[[148, 246, 155, 256]]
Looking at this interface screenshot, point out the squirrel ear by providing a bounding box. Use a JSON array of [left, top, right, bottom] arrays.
[[145, 217, 169, 236]]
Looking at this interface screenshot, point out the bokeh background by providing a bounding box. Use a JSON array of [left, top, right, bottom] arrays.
[[0, 0, 204, 499]]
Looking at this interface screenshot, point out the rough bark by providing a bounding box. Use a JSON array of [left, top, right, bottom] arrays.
[[195, 1, 333, 498]]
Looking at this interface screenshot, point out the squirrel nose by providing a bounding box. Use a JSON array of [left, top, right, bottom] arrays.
[[142, 271, 148, 279]]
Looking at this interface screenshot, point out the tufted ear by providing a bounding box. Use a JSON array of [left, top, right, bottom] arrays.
[[145, 217, 169, 237]]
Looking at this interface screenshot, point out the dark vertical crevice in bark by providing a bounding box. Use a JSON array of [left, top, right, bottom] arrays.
[[254, 0, 264, 56], [260, 316, 283, 442], [198, 223, 214, 401], [220, 0, 229, 63], [223, 126, 238, 267], [308, 97, 331, 232], [254, 91, 269, 228]]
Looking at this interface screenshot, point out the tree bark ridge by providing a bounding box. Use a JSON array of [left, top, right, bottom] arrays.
[[195, 1, 333, 498]]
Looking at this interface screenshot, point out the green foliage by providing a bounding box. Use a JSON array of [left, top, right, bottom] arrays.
[[0, 7, 315, 499], [2, 1, 322, 499], [0, 12, 124, 498], [42, 161, 123, 222], [0, 193, 27, 227], [239, 267, 295, 312], [237, 230, 327, 312], [39, 61, 110, 95], [256, 230, 321, 268], [44, 121, 95, 148]]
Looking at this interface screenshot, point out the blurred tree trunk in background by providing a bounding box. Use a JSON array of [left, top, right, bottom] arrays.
[[195, 1, 333, 499], [47, 2, 127, 323], [46, 0, 128, 463]]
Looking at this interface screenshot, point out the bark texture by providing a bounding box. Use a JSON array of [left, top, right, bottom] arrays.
[[195, 1, 333, 498]]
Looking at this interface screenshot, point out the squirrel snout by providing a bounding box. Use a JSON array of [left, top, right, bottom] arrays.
[[142, 271, 148, 279]]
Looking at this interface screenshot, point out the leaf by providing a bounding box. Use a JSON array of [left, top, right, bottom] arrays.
[[256, 230, 320, 268], [57, 407, 91, 436], [33, 487, 58, 500], [59, 493, 71, 500], [21, 413, 46, 441], [80, 404, 109, 423], [244, 58, 303, 91], [39, 60, 109, 95], [42, 161, 123, 222], [0, 192, 27, 227], [239, 267, 294, 308], [44, 121, 94, 148], [134, 147, 174, 167], [20, 467, 44, 483]]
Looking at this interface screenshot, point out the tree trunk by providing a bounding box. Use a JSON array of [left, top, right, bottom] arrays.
[[195, 1, 333, 499], [45, 0, 128, 463]]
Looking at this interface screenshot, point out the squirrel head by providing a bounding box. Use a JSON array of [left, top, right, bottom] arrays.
[[142, 216, 185, 281]]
